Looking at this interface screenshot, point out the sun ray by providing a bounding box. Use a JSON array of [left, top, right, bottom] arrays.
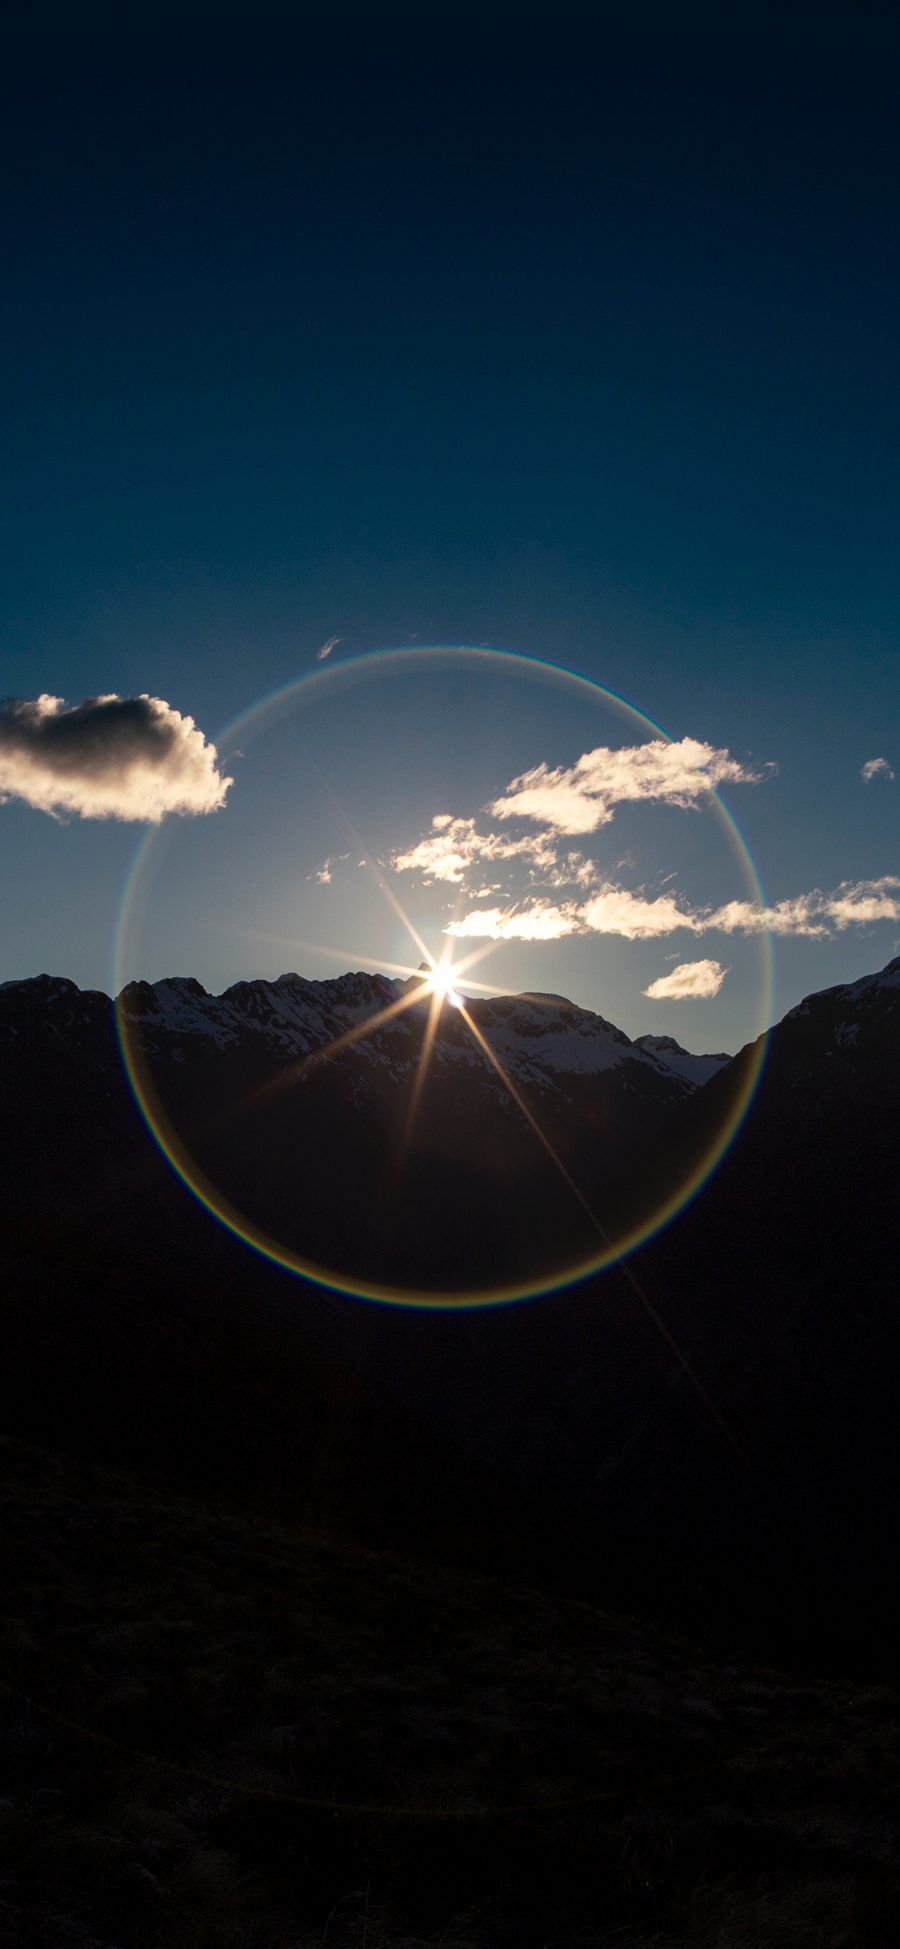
[[210, 980, 433, 1136], [456, 1002, 603, 1235], [221, 925, 428, 986], [396, 981, 444, 1164], [285, 984, 428, 1085], [456, 1001, 750, 1469], [289, 733, 436, 973], [367, 863, 433, 970], [138, 714, 750, 1468]]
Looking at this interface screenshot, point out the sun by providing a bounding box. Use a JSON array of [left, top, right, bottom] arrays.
[[420, 959, 463, 1008]]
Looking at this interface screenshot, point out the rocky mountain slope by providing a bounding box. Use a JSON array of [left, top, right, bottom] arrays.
[[114, 967, 711, 1091], [4, 1431, 898, 1949], [633, 1032, 730, 1086], [1, 954, 899, 1657], [0, 967, 725, 1296]]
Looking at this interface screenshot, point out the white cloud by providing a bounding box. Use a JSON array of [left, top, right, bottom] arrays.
[[0, 693, 232, 823], [390, 733, 897, 959], [307, 852, 350, 886], [861, 756, 894, 783], [445, 874, 900, 946], [644, 959, 726, 1000], [446, 884, 700, 944], [490, 736, 772, 836], [446, 902, 581, 941], [579, 884, 699, 938], [708, 895, 828, 938], [710, 877, 900, 937], [391, 814, 560, 885], [390, 735, 771, 906], [825, 876, 900, 927]]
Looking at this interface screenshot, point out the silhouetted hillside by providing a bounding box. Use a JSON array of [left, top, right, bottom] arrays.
[[3, 1435, 899, 1949], [1, 957, 899, 1662]]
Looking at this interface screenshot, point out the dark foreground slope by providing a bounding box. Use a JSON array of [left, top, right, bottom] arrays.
[[3, 1434, 899, 1949], [1, 958, 899, 1664]]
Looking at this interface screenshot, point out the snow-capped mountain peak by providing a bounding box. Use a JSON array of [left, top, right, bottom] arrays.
[[111, 970, 712, 1098], [633, 1033, 731, 1088]]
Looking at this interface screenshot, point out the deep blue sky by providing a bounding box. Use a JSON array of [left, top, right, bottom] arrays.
[[1, 5, 898, 1042]]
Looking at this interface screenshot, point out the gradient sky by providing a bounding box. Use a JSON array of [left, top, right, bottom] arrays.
[[1, 8, 898, 1050]]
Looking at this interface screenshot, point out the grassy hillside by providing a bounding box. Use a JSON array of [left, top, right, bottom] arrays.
[[3, 1436, 899, 1947]]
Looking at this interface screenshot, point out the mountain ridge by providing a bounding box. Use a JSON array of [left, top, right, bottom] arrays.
[[1, 965, 728, 1093], [1, 949, 899, 1656]]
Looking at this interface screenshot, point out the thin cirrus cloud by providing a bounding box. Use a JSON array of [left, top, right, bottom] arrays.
[[0, 693, 232, 822], [489, 736, 773, 835], [861, 756, 894, 783], [643, 959, 726, 1000]]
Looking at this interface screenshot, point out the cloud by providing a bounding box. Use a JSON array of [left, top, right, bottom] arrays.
[[490, 737, 772, 836], [644, 959, 726, 1000], [708, 895, 828, 938], [709, 877, 900, 937], [446, 902, 581, 941], [579, 885, 699, 938], [822, 877, 900, 927], [316, 636, 341, 661], [391, 814, 562, 886], [308, 852, 350, 885], [0, 693, 232, 823], [445, 875, 900, 945], [447, 882, 702, 943], [861, 756, 894, 783], [391, 735, 897, 958], [390, 735, 771, 907]]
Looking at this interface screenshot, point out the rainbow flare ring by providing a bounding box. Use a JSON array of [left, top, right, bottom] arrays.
[[115, 645, 773, 1309]]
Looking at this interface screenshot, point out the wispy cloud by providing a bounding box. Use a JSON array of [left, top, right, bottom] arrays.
[[644, 959, 726, 1000], [490, 736, 772, 836], [0, 693, 232, 823], [391, 814, 565, 886], [446, 882, 704, 943], [711, 877, 900, 936], [391, 735, 772, 902], [390, 733, 897, 958], [444, 902, 582, 941], [445, 875, 900, 945], [861, 755, 894, 783], [316, 636, 341, 661], [308, 853, 350, 885]]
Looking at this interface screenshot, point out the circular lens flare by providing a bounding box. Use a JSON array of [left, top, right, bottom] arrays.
[[115, 646, 772, 1309]]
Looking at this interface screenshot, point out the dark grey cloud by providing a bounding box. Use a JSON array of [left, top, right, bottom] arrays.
[[0, 693, 232, 821]]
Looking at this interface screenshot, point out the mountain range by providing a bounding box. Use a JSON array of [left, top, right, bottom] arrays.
[[0, 967, 739, 1296], [2, 953, 899, 1659]]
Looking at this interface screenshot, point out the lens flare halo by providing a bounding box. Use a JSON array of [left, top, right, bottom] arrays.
[[115, 645, 772, 1309]]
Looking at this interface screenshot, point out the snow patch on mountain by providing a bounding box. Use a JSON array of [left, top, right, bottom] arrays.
[[633, 1034, 731, 1088], [784, 954, 900, 1022], [111, 971, 713, 1096]]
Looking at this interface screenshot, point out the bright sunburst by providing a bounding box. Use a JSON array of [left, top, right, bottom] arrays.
[[420, 959, 463, 1008]]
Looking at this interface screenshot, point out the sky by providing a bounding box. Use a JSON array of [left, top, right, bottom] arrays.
[[1, 6, 898, 1052]]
